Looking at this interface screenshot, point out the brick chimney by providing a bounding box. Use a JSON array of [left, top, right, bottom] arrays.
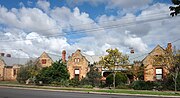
[[0, 53, 5, 57], [77, 49, 81, 52], [166, 43, 172, 53], [62, 50, 66, 62]]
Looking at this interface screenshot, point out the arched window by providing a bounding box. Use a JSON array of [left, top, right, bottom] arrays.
[[74, 58, 80, 63]]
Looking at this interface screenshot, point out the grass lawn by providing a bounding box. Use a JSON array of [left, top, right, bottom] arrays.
[[0, 81, 19, 84], [0, 82, 179, 97]]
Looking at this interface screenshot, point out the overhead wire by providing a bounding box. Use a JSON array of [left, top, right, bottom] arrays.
[[0, 10, 171, 37], [128, 38, 180, 61], [0, 13, 178, 42]]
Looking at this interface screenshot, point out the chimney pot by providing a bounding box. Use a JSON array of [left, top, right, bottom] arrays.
[[77, 49, 81, 52], [62, 50, 66, 62], [0, 53, 5, 57], [166, 43, 172, 53]]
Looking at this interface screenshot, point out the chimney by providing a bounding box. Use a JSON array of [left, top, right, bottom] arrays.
[[0, 53, 5, 57], [62, 50, 66, 62], [77, 49, 81, 52], [166, 43, 172, 53], [6, 54, 11, 57]]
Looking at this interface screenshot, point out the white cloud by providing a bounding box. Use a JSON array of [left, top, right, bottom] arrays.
[[0, 1, 179, 60], [37, 0, 50, 12], [0, 6, 59, 35], [66, 0, 152, 13]]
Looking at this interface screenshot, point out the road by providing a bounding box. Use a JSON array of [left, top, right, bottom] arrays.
[[0, 86, 173, 98]]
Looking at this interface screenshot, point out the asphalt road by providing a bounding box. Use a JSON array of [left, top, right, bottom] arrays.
[[0, 86, 173, 98]]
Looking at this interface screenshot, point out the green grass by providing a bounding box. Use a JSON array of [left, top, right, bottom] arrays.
[[0, 81, 19, 84], [0, 83, 179, 97]]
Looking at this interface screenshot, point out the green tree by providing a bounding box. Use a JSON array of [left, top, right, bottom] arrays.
[[81, 64, 102, 87], [106, 72, 128, 87], [128, 63, 144, 81], [169, 0, 180, 16], [16, 66, 31, 83], [16, 60, 39, 84], [153, 50, 180, 92], [36, 60, 70, 85], [99, 48, 129, 88]]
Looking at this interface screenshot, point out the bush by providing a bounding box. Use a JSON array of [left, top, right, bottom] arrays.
[[81, 85, 93, 88], [162, 73, 180, 91], [131, 80, 155, 90], [36, 60, 70, 85], [49, 80, 69, 87], [106, 72, 128, 87], [116, 84, 130, 89], [69, 78, 80, 87], [16, 66, 31, 83]]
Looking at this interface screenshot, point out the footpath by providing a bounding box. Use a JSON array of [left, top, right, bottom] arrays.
[[0, 83, 180, 98]]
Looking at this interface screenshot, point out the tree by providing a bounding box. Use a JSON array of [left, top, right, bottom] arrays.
[[106, 72, 128, 87], [16, 60, 40, 84], [128, 63, 144, 81], [169, 50, 180, 92], [99, 48, 129, 88], [36, 60, 70, 85], [81, 64, 102, 87], [169, 0, 180, 17], [16, 66, 31, 83], [153, 50, 180, 92]]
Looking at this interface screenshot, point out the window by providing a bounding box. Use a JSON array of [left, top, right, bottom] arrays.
[[156, 68, 163, 80], [75, 69, 79, 74], [13, 69, 17, 76], [74, 58, 80, 63], [42, 59, 47, 64], [74, 69, 80, 80]]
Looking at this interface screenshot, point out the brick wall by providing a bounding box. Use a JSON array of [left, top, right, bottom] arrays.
[[67, 50, 89, 80]]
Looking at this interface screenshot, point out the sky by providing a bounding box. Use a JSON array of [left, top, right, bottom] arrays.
[[0, 0, 179, 59]]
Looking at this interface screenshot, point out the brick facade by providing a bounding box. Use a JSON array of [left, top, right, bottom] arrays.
[[36, 52, 53, 68], [67, 49, 89, 80], [143, 44, 172, 81], [0, 58, 20, 81]]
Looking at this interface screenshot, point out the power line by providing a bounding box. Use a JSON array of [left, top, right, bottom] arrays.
[[129, 38, 180, 61], [0, 11, 171, 37], [0, 14, 178, 42]]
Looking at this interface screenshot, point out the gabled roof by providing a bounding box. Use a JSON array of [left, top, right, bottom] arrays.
[[47, 53, 61, 62], [149, 45, 165, 54], [40, 52, 52, 59], [81, 53, 101, 64], [142, 45, 166, 62], [128, 53, 147, 64], [0, 56, 36, 66]]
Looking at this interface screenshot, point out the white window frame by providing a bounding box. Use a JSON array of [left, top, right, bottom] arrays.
[[156, 68, 163, 80]]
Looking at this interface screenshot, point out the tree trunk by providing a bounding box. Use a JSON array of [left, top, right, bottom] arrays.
[[175, 79, 177, 93], [113, 72, 115, 89]]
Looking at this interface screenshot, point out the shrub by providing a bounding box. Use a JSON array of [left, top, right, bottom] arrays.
[[131, 80, 155, 90], [16, 66, 31, 83], [106, 72, 128, 87], [81, 85, 93, 88], [116, 84, 130, 89], [69, 78, 80, 87], [162, 73, 180, 91]]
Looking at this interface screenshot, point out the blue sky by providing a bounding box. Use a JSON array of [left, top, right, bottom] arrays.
[[0, 0, 172, 19], [0, 0, 179, 58]]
